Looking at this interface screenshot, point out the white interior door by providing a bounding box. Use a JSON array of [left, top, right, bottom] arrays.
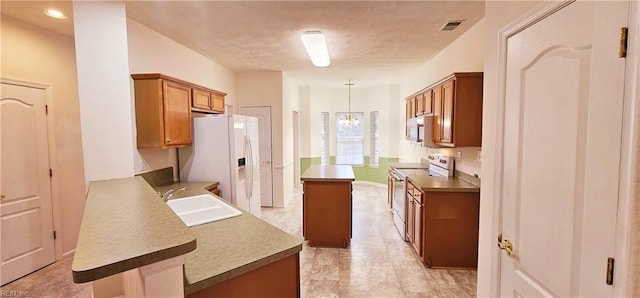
[[240, 106, 274, 207], [1, 82, 55, 285], [498, 1, 628, 296]]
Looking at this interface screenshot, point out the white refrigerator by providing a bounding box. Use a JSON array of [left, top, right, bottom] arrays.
[[179, 115, 261, 217]]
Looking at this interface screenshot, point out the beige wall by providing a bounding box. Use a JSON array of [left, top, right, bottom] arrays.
[[282, 74, 300, 203], [301, 84, 400, 159], [398, 18, 486, 177], [1, 16, 86, 258], [477, 1, 546, 296], [126, 19, 236, 176], [235, 72, 287, 207], [74, 1, 136, 182]]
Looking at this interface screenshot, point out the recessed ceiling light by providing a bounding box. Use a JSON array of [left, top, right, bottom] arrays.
[[44, 9, 67, 19]]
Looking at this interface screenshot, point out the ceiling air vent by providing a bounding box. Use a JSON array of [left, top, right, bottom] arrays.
[[440, 20, 464, 31]]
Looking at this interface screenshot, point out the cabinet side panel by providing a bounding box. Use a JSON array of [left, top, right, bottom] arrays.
[[453, 76, 484, 147], [134, 79, 164, 148], [303, 181, 352, 247]]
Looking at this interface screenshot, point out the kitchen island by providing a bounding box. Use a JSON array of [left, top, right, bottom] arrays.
[[72, 176, 302, 297], [301, 165, 355, 248]]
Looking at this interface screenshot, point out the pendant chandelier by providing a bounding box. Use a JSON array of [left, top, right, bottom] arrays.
[[338, 79, 360, 127]]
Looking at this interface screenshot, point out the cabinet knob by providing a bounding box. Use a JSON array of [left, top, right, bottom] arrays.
[[166, 139, 172, 143]]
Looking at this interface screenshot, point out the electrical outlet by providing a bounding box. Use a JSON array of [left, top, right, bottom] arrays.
[[456, 151, 462, 159], [477, 150, 482, 162]]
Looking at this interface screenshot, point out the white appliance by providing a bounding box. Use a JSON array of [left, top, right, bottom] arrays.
[[179, 115, 261, 217]]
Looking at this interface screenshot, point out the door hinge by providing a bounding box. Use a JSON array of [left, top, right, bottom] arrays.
[[606, 257, 615, 285], [53, 230, 57, 239], [619, 27, 628, 58], [45, 105, 48, 115], [49, 169, 53, 177]]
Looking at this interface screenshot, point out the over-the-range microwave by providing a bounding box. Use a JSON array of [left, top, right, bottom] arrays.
[[407, 116, 435, 147]]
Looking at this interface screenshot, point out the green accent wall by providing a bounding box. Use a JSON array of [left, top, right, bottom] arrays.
[[300, 156, 400, 184]]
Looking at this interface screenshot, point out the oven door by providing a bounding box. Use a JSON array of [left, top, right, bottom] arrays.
[[390, 172, 408, 241]]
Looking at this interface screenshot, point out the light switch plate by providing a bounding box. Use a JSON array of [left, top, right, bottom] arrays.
[[477, 150, 482, 162]]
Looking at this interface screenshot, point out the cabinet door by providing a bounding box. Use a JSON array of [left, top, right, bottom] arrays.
[[211, 93, 225, 113], [405, 100, 411, 139], [409, 97, 416, 118], [416, 94, 424, 115], [413, 194, 423, 259], [407, 195, 415, 244], [423, 90, 433, 115], [432, 85, 443, 142], [162, 81, 192, 146], [192, 88, 211, 110], [441, 80, 455, 144]]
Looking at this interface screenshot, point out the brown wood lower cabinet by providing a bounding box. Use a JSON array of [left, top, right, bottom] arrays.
[[302, 181, 352, 248], [186, 254, 300, 298], [407, 180, 480, 269]]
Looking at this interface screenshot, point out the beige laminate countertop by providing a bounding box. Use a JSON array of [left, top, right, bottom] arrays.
[[72, 177, 197, 283], [407, 174, 480, 193], [158, 182, 303, 295], [301, 165, 355, 181]]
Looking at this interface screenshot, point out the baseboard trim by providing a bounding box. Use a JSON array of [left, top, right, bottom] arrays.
[[353, 181, 387, 188], [62, 249, 75, 259]]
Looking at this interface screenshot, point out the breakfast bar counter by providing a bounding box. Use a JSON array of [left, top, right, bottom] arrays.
[[72, 176, 303, 297], [71, 176, 197, 283]]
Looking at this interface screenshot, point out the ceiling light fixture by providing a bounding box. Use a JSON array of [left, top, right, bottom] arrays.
[[339, 79, 359, 127], [44, 9, 67, 19], [301, 31, 330, 67]]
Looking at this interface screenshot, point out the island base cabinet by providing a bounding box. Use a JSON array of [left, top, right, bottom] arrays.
[[303, 181, 352, 248], [187, 254, 300, 298]]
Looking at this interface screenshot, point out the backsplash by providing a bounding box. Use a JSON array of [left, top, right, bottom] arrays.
[[135, 167, 174, 187], [426, 147, 481, 178]]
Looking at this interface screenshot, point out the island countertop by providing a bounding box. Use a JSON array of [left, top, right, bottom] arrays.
[[71, 176, 197, 283], [301, 165, 355, 182]]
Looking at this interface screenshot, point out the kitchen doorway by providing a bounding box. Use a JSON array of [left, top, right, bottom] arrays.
[[241, 106, 274, 207], [293, 110, 301, 188]]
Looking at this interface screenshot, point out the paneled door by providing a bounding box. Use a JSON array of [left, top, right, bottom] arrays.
[[241, 106, 274, 207], [1, 82, 55, 285], [498, 1, 628, 297]]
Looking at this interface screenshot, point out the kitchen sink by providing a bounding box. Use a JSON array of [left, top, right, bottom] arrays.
[[167, 194, 242, 227]]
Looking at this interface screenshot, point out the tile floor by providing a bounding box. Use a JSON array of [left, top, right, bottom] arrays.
[[1, 183, 476, 297], [262, 183, 477, 298]]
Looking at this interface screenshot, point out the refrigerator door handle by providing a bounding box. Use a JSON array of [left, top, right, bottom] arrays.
[[245, 135, 253, 199]]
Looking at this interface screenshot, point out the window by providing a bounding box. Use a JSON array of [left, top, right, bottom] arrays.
[[320, 112, 329, 165], [335, 112, 364, 165], [370, 111, 379, 167]]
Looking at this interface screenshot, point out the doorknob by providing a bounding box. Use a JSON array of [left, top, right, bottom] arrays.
[[497, 234, 514, 256]]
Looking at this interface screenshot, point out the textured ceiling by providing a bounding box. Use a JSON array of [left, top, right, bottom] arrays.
[[1, 1, 485, 87]]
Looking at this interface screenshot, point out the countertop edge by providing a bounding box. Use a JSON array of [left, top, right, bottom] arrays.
[[184, 242, 303, 295], [72, 239, 197, 283]]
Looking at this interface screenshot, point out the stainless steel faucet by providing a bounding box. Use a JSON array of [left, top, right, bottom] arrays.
[[161, 187, 186, 202]]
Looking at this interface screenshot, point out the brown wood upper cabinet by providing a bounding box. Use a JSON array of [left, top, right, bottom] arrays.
[[406, 72, 483, 147], [415, 90, 433, 116], [132, 74, 193, 149], [132, 73, 228, 149], [431, 73, 483, 147], [192, 87, 226, 114]]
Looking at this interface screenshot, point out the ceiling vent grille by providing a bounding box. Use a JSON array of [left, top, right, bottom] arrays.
[[440, 20, 464, 31]]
